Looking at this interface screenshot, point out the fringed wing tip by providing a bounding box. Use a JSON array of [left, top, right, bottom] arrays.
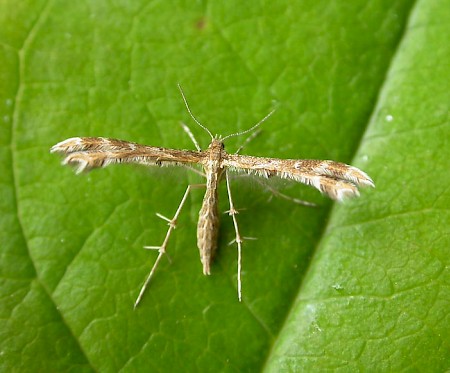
[[50, 137, 84, 154], [51, 138, 95, 174], [362, 179, 375, 189], [60, 155, 86, 174], [50, 143, 62, 154], [334, 187, 360, 202], [328, 171, 375, 202], [354, 169, 375, 189]]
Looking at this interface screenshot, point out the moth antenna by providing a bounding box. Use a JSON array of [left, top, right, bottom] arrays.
[[234, 128, 262, 154], [178, 84, 213, 140], [222, 107, 276, 141]]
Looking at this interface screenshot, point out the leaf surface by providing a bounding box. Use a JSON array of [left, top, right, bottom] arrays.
[[1, 0, 448, 372]]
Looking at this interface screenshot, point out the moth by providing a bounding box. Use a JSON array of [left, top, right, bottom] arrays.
[[51, 85, 374, 307]]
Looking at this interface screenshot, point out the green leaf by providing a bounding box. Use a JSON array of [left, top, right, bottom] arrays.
[[1, 0, 448, 372]]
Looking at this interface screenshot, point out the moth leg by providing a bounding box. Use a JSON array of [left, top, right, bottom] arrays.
[[249, 176, 317, 207], [184, 164, 205, 178], [234, 128, 262, 154], [134, 183, 205, 308], [233, 173, 316, 207], [180, 122, 202, 151], [224, 171, 244, 302]]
